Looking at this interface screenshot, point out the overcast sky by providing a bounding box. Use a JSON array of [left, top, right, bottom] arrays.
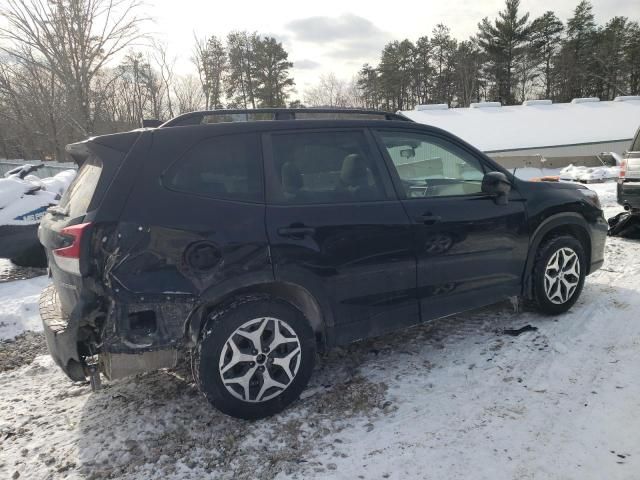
[[149, 0, 637, 98]]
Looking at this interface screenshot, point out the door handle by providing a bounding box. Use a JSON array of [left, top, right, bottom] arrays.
[[415, 214, 441, 225], [277, 226, 316, 238]]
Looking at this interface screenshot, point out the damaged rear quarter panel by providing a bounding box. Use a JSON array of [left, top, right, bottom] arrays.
[[93, 127, 272, 354]]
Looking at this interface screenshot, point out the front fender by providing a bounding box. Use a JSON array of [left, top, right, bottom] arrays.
[[522, 212, 591, 297]]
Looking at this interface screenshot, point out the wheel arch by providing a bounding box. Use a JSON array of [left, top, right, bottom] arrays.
[[523, 212, 592, 298], [186, 280, 331, 352]]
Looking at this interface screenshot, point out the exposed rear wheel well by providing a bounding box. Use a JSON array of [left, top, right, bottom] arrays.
[[192, 282, 327, 351]]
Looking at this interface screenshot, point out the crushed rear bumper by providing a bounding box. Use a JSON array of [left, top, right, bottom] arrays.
[[39, 284, 86, 381]]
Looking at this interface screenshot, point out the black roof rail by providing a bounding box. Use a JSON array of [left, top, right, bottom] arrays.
[[160, 108, 412, 127]]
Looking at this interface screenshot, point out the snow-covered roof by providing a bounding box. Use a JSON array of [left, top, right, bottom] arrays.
[[401, 97, 640, 153]]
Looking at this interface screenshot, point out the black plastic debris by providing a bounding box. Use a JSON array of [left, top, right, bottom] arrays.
[[608, 211, 640, 239], [503, 325, 538, 336]]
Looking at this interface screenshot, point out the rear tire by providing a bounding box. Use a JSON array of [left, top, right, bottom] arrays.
[[532, 235, 586, 315], [192, 295, 316, 419]]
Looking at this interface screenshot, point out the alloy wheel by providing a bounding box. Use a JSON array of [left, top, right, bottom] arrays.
[[544, 247, 581, 305], [218, 317, 302, 403]]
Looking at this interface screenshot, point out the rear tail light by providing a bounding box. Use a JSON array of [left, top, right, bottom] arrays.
[[53, 222, 91, 275], [620, 158, 627, 179]]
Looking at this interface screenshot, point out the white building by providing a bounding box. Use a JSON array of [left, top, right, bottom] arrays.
[[401, 96, 640, 158]]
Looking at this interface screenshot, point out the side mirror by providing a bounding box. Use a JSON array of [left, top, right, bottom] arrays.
[[482, 171, 511, 205]]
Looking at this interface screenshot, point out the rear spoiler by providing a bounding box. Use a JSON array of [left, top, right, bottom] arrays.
[[66, 142, 90, 167], [66, 131, 142, 167]]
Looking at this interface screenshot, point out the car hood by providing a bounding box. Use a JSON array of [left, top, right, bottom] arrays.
[[518, 178, 586, 191]]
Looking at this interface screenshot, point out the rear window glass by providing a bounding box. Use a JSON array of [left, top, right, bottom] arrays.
[[58, 159, 102, 218], [163, 133, 263, 202]]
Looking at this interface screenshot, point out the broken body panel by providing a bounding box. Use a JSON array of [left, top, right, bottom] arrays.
[[39, 126, 272, 380]]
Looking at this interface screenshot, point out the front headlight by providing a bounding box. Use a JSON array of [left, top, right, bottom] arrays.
[[579, 188, 601, 209]]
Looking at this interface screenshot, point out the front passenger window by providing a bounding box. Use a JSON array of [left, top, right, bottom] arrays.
[[378, 131, 485, 198]]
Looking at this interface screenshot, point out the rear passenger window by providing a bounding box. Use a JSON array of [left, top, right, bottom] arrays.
[[269, 131, 387, 204], [163, 134, 263, 202]]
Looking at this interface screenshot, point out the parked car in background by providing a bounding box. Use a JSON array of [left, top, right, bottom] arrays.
[[38, 109, 607, 419], [618, 126, 640, 211], [0, 164, 75, 267]]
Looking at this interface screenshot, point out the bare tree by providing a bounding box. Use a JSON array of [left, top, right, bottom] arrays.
[[304, 73, 360, 107], [152, 40, 176, 118], [0, 0, 147, 136], [193, 34, 226, 109], [0, 54, 68, 159], [173, 74, 204, 114]]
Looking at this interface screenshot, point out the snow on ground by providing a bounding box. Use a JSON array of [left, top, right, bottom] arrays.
[[0, 272, 49, 340], [559, 164, 620, 182], [514, 165, 620, 182], [1, 182, 640, 480]]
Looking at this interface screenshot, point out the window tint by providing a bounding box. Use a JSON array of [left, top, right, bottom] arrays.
[[269, 131, 387, 204], [378, 131, 485, 198], [164, 134, 263, 202]]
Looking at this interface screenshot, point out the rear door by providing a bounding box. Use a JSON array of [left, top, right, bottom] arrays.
[[117, 129, 272, 297], [264, 128, 418, 345], [373, 128, 529, 321]]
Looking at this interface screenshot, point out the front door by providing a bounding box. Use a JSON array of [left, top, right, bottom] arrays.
[[374, 128, 529, 321], [264, 128, 418, 345]]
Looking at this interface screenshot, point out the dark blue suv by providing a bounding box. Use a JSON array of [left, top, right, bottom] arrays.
[[38, 109, 608, 419]]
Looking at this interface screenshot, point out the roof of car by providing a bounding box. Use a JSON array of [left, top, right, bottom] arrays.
[[160, 108, 411, 127]]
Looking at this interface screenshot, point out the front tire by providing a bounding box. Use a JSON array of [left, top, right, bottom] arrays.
[[193, 295, 316, 419], [532, 235, 586, 315]]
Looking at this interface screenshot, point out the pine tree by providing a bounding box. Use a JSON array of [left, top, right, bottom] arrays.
[[594, 17, 631, 99], [477, 0, 530, 105], [530, 11, 564, 99], [413, 36, 433, 105], [431, 24, 457, 105], [626, 22, 640, 95], [561, 0, 597, 99], [226, 31, 258, 108], [252, 36, 294, 107], [454, 40, 484, 107], [356, 64, 380, 109]]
